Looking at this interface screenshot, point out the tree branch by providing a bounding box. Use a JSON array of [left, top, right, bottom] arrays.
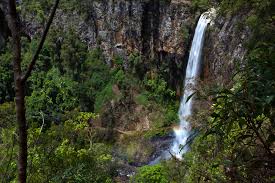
[[21, 0, 60, 82]]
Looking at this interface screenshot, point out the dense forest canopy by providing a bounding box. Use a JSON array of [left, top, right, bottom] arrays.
[[0, 0, 274, 182]]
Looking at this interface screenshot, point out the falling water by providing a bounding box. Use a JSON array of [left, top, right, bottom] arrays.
[[171, 9, 215, 159]]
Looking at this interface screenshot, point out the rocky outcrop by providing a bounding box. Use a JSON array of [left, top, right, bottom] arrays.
[[203, 13, 251, 85]]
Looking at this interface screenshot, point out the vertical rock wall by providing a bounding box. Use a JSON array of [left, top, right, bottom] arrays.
[[50, 0, 195, 92], [203, 14, 250, 85]]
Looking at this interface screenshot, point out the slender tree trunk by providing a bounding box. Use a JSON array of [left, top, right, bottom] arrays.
[[6, 1, 27, 182], [5, 0, 59, 182], [15, 80, 27, 183]]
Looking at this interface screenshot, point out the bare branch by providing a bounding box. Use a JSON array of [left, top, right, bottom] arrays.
[[21, 0, 60, 82]]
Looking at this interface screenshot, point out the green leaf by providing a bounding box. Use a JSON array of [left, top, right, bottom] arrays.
[[186, 92, 196, 103]]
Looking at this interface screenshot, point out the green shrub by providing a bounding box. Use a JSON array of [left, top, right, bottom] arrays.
[[144, 76, 175, 103], [128, 52, 143, 76], [191, 0, 210, 12], [94, 83, 115, 112], [78, 48, 111, 111], [60, 29, 88, 80], [134, 92, 149, 106], [113, 55, 124, 69], [0, 43, 14, 102], [144, 128, 169, 139], [26, 68, 78, 123], [132, 164, 169, 183], [164, 104, 179, 126], [180, 25, 190, 42]]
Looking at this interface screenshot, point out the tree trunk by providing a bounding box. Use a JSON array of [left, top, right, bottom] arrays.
[[5, 0, 59, 182], [15, 80, 27, 183], [6, 1, 27, 182]]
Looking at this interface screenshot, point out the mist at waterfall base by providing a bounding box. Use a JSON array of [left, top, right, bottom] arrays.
[[149, 10, 215, 165]]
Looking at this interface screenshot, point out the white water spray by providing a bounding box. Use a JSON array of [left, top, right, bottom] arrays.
[[171, 9, 215, 159]]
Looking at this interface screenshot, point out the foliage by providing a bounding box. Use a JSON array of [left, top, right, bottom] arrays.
[[0, 110, 114, 182], [176, 134, 228, 182], [164, 104, 179, 125], [134, 92, 149, 106], [0, 102, 16, 128], [26, 68, 78, 124], [219, 0, 248, 14], [159, 0, 172, 5], [128, 52, 143, 77], [219, 0, 274, 15], [180, 25, 190, 42], [0, 43, 14, 103], [113, 55, 124, 69], [60, 29, 88, 80], [20, 0, 95, 22], [20, 0, 52, 23], [94, 83, 115, 113], [191, 0, 211, 12], [132, 164, 169, 183], [144, 75, 176, 103], [144, 128, 169, 139], [77, 48, 111, 111], [27, 112, 114, 183]]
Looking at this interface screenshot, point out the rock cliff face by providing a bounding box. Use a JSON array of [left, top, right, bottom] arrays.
[[49, 0, 196, 93], [55, 0, 194, 61], [50, 0, 250, 88], [203, 13, 250, 85], [0, 1, 250, 87]]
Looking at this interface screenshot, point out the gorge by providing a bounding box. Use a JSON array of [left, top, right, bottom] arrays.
[[0, 0, 274, 182]]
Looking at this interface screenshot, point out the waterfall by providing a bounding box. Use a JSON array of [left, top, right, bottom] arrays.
[[171, 10, 215, 159]]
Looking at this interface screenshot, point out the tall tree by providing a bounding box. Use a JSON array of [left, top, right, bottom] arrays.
[[4, 0, 60, 182]]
